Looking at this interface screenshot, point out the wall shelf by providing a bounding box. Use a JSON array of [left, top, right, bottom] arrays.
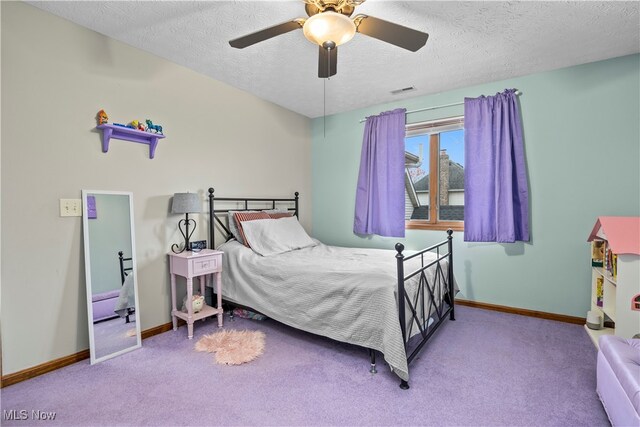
[[96, 124, 165, 159]]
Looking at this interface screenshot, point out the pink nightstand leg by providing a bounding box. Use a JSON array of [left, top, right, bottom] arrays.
[[216, 272, 223, 328], [200, 275, 206, 322], [170, 273, 178, 331], [186, 277, 194, 339]]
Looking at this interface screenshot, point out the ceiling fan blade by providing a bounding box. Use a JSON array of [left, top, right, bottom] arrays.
[[318, 45, 337, 78], [355, 15, 428, 52], [229, 20, 303, 49]]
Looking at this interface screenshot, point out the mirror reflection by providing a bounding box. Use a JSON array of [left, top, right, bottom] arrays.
[[82, 191, 141, 363]]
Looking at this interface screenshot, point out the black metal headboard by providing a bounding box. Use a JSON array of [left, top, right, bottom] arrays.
[[207, 187, 299, 249], [118, 251, 133, 284]]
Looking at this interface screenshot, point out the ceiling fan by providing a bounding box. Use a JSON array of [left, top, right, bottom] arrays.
[[229, 0, 429, 78]]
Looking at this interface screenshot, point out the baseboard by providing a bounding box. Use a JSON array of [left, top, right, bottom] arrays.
[[1, 320, 181, 389], [455, 298, 586, 325], [0, 349, 92, 389], [141, 321, 177, 340]]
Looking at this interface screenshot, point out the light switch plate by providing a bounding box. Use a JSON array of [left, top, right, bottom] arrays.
[[60, 199, 82, 217]]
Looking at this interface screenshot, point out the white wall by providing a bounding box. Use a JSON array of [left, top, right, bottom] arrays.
[[449, 191, 464, 205], [417, 192, 428, 206], [1, 2, 312, 375], [87, 194, 132, 295], [417, 191, 464, 206]]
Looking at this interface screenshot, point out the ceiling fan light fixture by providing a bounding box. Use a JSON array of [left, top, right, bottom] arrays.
[[303, 11, 356, 47]]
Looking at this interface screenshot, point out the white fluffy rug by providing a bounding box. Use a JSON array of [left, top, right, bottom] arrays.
[[195, 329, 265, 365]]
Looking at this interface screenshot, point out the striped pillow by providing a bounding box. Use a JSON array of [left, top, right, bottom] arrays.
[[262, 209, 295, 219], [228, 210, 260, 244], [267, 212, 294, 219], [234, 211, 271, 247]]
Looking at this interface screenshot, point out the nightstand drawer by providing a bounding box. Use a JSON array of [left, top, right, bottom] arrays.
[[191, 256, 220, 275]]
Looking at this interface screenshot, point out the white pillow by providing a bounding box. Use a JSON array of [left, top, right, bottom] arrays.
[[227, 210, 260, 244], [240, 217, 316, 256]]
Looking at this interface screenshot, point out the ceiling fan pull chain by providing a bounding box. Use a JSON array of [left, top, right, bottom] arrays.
[[323, 78, 326, 137]]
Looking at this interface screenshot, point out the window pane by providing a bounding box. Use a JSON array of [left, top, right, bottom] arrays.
[[405, 135, 430, 221], [437, 129, 464, 221]]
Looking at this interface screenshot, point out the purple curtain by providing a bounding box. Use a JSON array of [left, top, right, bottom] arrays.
[[464, 89, 529, 242], [353, 108, 406, 238]]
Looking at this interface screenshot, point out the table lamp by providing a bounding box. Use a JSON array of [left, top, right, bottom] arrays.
[[171, 192, 201, 254]]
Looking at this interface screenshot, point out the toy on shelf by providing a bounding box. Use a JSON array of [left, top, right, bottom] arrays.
[[146, 119, 163, 134], [182, 294, 205, 314], [96, 109, 109, 125], [591, 240, 605, 267], [123, 120, 148, 132]]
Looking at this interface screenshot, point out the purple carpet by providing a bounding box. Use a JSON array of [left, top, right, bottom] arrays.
[[93, 317, 138, 360], [1, 306, 609, 426]]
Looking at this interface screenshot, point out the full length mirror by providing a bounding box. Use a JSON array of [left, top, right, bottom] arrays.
[[82, 190, 141, 364]]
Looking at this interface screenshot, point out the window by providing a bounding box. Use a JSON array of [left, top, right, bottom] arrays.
[[404, 116, 464, 231]]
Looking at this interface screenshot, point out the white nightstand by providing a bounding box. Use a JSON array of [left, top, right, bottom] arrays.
[[168, 249, 223, 339]]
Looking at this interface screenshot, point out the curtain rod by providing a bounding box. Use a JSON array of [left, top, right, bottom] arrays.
[[358, 90, 522, 123]]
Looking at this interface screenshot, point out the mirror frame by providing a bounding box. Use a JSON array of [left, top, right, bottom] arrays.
[[82, 190, 142, 364]]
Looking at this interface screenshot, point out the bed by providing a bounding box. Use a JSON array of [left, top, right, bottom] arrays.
[[207, 188, 456, 389], [116, 251, 135, 323], [91, 289, 121, 323], [91, 251, 135, 323]]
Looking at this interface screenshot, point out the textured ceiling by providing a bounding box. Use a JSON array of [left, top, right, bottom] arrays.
[[28, 1, 640, 118]]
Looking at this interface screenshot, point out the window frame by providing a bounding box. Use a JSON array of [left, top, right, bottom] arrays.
[[405, 116, 465, 232]]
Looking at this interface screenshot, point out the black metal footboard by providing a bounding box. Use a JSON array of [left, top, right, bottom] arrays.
[[394, 229, 455, 389]]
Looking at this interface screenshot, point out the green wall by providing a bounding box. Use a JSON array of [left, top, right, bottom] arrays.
[[311, 54, 640, 318], [87, 194, 132, 295]]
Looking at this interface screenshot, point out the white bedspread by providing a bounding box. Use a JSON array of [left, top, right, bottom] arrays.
[[217, 239, 454, 381]]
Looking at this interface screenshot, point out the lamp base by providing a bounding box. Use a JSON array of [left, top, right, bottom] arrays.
[[171, 243, 187, 254], [171, 215, 196, 254]]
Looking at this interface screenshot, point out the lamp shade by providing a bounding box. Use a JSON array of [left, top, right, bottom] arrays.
[[303, 11, 356, 47], [171, 193, 201, 214]]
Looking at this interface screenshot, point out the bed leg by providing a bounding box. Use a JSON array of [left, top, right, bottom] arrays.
[[399, 380, 410, 390], [447, 228, 455, 322], [369, 349, 377, 374], [446, 290, 455, 320]]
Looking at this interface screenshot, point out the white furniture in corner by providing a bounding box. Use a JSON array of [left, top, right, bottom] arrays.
[[586, 216, 640, 348]]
